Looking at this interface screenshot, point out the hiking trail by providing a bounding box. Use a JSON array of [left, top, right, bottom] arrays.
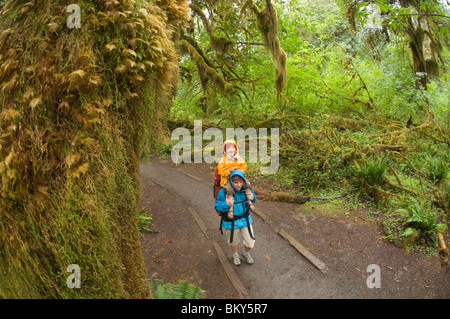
[[139, 157, 449, 299]]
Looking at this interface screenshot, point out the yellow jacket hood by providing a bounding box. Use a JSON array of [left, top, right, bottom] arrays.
[[217, 140, 247, 186], [223, 139, 238, 156]]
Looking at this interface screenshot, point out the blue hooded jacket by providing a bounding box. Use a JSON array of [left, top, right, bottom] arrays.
[[214, 169, 256, 230]]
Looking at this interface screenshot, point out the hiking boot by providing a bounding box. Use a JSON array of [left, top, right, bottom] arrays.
[[242, 252, 254, 264], [233, 254, 241, 266]]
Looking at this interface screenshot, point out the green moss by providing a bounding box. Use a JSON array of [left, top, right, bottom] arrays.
[[0, 0, 189, 298]]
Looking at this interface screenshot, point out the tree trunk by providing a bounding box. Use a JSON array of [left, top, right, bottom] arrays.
[[0, 0, 188, 298], [399, 0, 428, 89], [407, 23, 428, 88]]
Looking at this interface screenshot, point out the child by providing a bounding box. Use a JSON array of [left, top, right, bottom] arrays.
[[217, 139, 255, 217], [215, 169, 257, 265]]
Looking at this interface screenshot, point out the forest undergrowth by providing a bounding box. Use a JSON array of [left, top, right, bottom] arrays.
[[160, 0, 450, 264], [164, 102, 449, 264]]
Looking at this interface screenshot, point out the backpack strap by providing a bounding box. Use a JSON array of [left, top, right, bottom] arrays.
[[213, 166, 221, 199], [219, 201, 255, 243]]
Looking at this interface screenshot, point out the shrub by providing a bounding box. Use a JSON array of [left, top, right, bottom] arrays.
[[396, 197, 447, 247], [425, 157, 448, 184], [358, 156, 388, 186]]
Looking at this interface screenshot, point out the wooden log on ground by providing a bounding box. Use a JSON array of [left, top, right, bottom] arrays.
[[254, 188, 345, 204], [254, 189, 311, 203]]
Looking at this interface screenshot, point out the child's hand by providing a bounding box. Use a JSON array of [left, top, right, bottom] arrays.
[[247, 193, 254, 201], [229, 167, 235, 172], [226, 196, 234, 207]]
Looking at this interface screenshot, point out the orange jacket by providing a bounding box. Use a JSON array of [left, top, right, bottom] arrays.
[[217, 139, 247, 187]]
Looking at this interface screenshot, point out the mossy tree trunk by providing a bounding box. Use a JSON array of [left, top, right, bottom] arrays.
[[404, 17, 428, 88], [0, 0, 188, 298]]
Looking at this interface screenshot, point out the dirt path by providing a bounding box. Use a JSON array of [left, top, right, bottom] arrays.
[[139, 157, 449, 299]]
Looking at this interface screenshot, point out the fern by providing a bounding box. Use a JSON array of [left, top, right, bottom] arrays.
[[148, 278, 164, 294], [138, 210, 155, 235], [358, 156, 388, 186], [444, 182, 450, 213], [425, 157, 448, 184], [147, 279, 205, 299], [396, 197, 447, 246], [138, 215, 153, 231]]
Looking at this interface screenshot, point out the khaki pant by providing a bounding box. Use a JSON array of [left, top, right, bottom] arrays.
[[224, 225, 255, 248]]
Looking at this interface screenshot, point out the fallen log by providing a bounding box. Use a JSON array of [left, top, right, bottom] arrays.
[[254, 188, 346, 204]]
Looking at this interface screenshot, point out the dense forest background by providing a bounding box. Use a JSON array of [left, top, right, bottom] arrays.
[[166, 0, 450, 260], [0, 0, 448, 298]]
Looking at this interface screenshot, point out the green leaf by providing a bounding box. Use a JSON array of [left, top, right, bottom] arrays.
[[154, 284, 168, 299], [148, 278, 163, 295], [435, 223, 448, 234], [394, 208, 409, 216], [402, 227, 415, 238]]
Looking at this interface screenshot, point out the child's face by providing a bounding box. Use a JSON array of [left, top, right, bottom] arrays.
[[232, 179, 243, 190], [225, 145, 236, 157]]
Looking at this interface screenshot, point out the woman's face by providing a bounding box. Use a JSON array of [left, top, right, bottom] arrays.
[[226, 145, 236, 157]]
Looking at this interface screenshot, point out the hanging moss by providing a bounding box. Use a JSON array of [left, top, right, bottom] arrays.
[[0, 0, 189, 298], [241, 0, 286, 98], [179, 39, 233, 96]]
